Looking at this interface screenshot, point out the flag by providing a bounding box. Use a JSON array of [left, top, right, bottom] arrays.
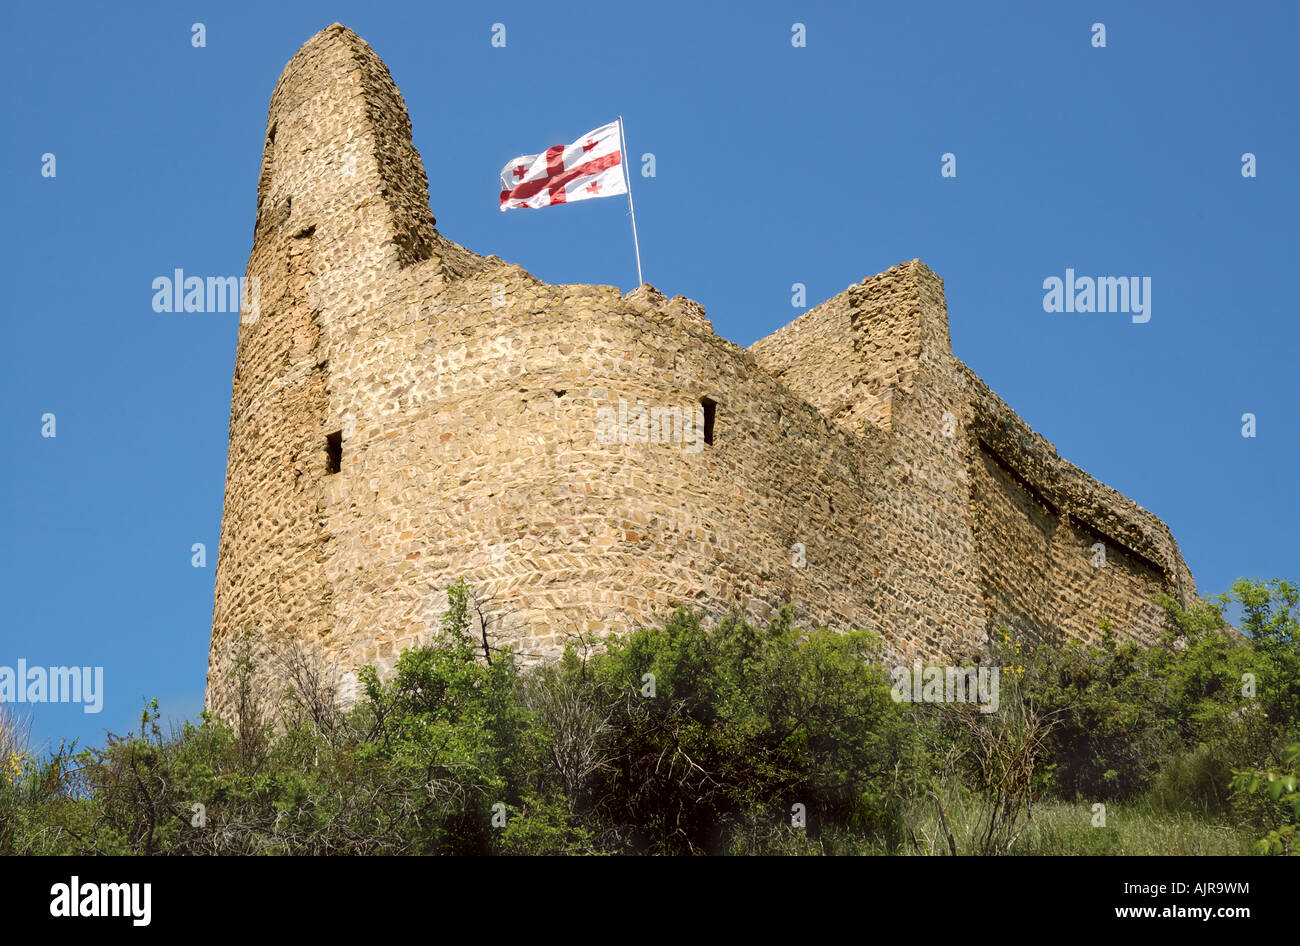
[[499, 121, 627, 211]]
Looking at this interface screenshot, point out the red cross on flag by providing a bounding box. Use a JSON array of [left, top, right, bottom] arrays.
[[499, 121, 627, 211]]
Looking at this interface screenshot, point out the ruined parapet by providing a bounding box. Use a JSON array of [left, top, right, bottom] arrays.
[[750, 260, 951, 435]]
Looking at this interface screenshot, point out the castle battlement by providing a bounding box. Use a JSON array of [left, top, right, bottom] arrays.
[[206, 25, 1196, 719]]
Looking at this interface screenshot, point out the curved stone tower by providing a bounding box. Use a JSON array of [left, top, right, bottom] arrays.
[[207, 25, 1198, 720]]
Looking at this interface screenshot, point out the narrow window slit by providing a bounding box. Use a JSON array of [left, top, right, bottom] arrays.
[[701, 397, 717, 446], [325, 430, 342, 474]]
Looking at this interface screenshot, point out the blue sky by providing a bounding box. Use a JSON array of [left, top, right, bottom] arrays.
[[2, 0, 1296, 750]]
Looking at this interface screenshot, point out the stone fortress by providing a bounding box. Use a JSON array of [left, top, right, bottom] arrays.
[[206, 24, 1198, 719]]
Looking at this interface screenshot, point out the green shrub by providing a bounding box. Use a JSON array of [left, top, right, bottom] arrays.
[[540, 607, 920, 854], [3, 577, 1297, 856]]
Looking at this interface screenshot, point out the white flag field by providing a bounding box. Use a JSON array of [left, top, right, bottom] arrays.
[[499, 120, 628, 211]]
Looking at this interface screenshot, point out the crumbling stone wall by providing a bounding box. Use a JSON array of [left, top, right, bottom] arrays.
[[962, 368, 1196, 647], [206, 24, 1198, 719], [753, 261, 1197, 654]]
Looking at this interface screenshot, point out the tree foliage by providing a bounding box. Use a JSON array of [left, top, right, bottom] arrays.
[[2, 577, 1296, 856]]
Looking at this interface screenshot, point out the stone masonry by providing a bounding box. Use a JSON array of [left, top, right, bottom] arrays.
[[205, 24, 1198, 719]]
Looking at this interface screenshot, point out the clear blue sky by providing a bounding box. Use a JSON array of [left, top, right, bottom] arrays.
[[2, 1, 1296, 750]]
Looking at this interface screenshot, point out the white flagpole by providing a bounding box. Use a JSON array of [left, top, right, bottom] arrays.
[[617, 115, 644, 287]]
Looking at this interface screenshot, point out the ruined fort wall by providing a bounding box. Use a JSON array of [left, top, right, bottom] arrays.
[[968, 441, 1173, 647], [207, 24, 1198, 720], [209, 25, 455, 717], [749, 261, 948, 436], [751, 262, 990, 659], [311, 262, 886, 685], [961, 367, 1196, 646], [306, 255, 995, 698], [748, 262, 1197, 654]]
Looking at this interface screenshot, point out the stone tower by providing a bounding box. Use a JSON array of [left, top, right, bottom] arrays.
[[207, 25, 1197, 720]]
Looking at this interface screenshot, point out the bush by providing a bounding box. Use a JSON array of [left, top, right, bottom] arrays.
[[537, 607, 921, 854], [3, 577, 1298, 856], [1149, 742, 1236, 819]]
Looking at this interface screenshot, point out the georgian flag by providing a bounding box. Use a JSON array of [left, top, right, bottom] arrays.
[[499, 121, 627, 211]]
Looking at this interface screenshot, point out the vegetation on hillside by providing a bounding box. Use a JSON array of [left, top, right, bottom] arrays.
[[2, 578, 1297, 855]]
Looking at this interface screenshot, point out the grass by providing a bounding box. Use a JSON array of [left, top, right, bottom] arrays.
[[1011, 800, 1256, 856], [722, 797, 1259, 855]]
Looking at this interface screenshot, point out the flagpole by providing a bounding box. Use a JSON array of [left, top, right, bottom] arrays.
[[617, 115, 644, 287]]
